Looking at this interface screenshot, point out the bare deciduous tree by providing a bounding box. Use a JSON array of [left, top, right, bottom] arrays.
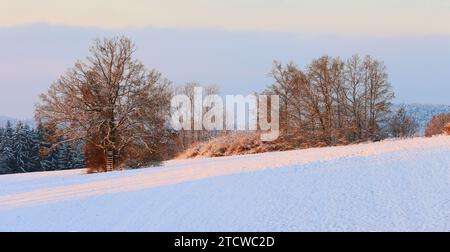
[[388, 106, 419, 138], [36, 37, 172, 171], [267, 54, 394, 146], [174, 82, 221, 149]]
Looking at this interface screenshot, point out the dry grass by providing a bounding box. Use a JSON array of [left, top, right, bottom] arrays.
[[176, 132, 318, 159], [86, 166, 127, 174], [177, 128, 360, 159]]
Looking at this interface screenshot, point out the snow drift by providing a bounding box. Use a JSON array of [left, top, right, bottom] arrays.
[[0, 135, 449, 231]]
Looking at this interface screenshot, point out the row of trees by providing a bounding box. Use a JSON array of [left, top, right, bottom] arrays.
[[266, 55, 400, 146], [179, 56, 420, 158], [27, 37, 422, 173], [0, 122, 84, 174], [33, 37, 232, 172]]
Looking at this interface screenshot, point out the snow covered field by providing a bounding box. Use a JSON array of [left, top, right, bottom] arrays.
[[0, 136, 449, 231]]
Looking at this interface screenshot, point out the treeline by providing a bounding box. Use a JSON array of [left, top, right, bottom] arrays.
[[265, 55, 417, 147], [6, 37, 423, 173], [178, 55, 421, 159], [0, 122, 84, 175]]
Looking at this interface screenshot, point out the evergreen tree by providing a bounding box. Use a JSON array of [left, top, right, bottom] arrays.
[[40, 153, 58, 171], [37, 122, 56, 171], [0, 126, 11, 174], [29, 127, 42, 171], [54, 142, 85, 170], [36, 122, 85, 171], [55, 143, 70, 170], [69, 141, 85, 169], [0, 121, 15, 174], [0, 121, 86, 175], [12, 123, 41, 173]]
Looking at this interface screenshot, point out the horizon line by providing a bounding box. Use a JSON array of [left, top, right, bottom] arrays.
[[2, 22, 450, 39]]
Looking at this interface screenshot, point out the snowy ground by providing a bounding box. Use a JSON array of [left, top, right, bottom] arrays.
[[0, 136, 449, 231]]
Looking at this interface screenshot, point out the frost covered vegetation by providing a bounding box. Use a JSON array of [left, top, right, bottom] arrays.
[[0, 122, 84, 174], [1, 36, 444, 172], [35, 37, 175, 173], [267, 57, 395, 145], [180, 56, 422, 158]]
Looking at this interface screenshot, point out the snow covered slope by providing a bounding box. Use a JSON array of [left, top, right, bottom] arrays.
[[0, 136, 449, 231]]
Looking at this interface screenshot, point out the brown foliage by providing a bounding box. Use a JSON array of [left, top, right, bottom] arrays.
[[36, 37, 172, 171], [179, 55, 395, 160], [84, 143, 107, 173], [176, 131, 350, 159], [444, 123, 450, 135], [424, 113, 450, 137], [177, 133, 276, 159]]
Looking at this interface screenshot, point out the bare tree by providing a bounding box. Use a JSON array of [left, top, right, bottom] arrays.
[[307, 56, 347, 143], [361, 55, 394, 140], [266, 54, 394, 146], [270, 61, 301, 135], [344, 55, 365, 140], [174, 82, 221, 149], [388, 106, 419, 138], [36, 37, 172, 171]]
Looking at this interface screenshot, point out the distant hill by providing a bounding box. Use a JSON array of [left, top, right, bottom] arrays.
[[393, 104, 450, 135]]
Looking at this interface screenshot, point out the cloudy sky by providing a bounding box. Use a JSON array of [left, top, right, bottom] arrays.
[[0, 1, 449, 118], [2, 0, 450, 35]]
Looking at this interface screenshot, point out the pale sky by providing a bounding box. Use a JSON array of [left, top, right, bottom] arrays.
[[1, 0, 450, 35], [0, 1, 449, 118]]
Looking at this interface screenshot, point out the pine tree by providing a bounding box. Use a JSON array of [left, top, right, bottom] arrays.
[[30, 127, 43, 171], [0, 121, 15, 174], [70, 141, 85, 169], [12, 123, 41, 173], [40, 153, 58, 171], [0, 121, 85, 175], [55, 143, 70, 170], [37, 122, 62, 171], [0, 126, 11, 174]]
